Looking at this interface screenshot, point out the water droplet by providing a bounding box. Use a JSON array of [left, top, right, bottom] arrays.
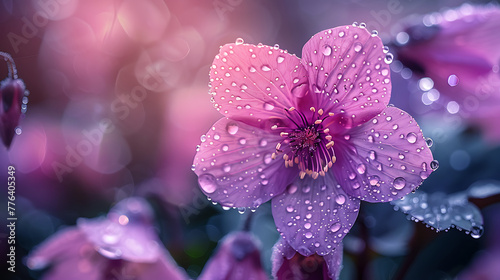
[[419, 171, 428, 180], [200, 135, 207, 142], [249, 66, 256, 73], [261, 65, 271, 72], [226, 123, 239, 135], [286, 205, 294, 213], [288, 184, 298, 194], [430, 160, 439, 170], [15, 127, 22, 135], [335, 194, 346, 205], [369, 150, 377, 160], [277, 56, 285, 63], [213, 134, 220, 140], [259, 139, 267, 147], [222, 144, 229, 152], [369, 175, 380, 186], [238, 138, 247, 145], [222, 164, 231, 173], [354, 43, 363, 52], [304, 223, 311, 229], [330, 223, 341, 233], [384, 53, 394, 64], [198, 174, 217, 194], [238, 207, 246, 214], [322, 45, 332, 56], [425, 138, 433, 147], [264, 102, 275, 111], [356, 163, 366, 174], [98, 247, 122, 259], [305, 232, 313, 238], [302, 185, 311, 193], [470, 225, 483, 239], [406, 132, 417, 144], [339, 31, 345, 37], [235, 38, 244, 45], [398, 153, 405, 160], [393, 177, 406, 190], [264, 153, 272, 164]]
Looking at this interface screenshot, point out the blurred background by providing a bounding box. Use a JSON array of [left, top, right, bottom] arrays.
[[1, 0, 500, 279]]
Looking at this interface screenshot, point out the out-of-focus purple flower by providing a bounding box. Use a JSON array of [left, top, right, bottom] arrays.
[[28, 197, 189, 280], [0, 51, 26, 148], [392, 5, 500, 141], [272, 239, 343, 280], [193, 25, 435, 256], [198, 231, 269, 280]]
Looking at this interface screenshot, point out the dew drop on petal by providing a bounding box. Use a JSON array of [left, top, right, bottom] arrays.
[[384, 53, 394, 64], [286, 205, 294, 213], [406, 132, 417, 144], [222, 164, 231, 173], [198, 174, 217, 194], [222, 144, 229, 152], [470, 225, 484, 239], [425, 138, 433, 147], [264, 102, 275, 111], [393, 177, 406, 190], [369, 176, 380, 186], [430, 160, 439, 170], [305, 232, 313, 238], [338, 31, 345, 37], [335, 194, 346, 205], [235, 38, 244, 45], [330, 223, 341, 233], [288, 184, 298, 194], [357, 163, 366, 174], [369, 150, 377, 160], [238, 138, 247, 145], [259, 139, 268, 147], [277, 56, 285, 64], [261, 65, 271, 72], [354, 42, 363, 52], [322, 45, 332, 56], [226, 123, 239, 135]]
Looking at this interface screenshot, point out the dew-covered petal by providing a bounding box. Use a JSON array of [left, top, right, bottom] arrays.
[[27, 228, 102, 280], [199, 232, 268, 280], [301, 25, 391, 129], [271, 172, 359, 256], [78, 217, 161, 263], [272, 238, 343, 280], [193, 117, 297, 208], [391, 190, 484, 238], [333, 106, 434, 203], [209, 42, 309, 129]]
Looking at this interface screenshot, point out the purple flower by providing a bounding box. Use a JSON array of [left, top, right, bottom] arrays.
[[272, 239, 343, 280], [192, 25, 435, 256], [0, 52, 25, 148], [392, 5, 500, 141], [198, 231, 269, 280], [28, 197, 189, 280]]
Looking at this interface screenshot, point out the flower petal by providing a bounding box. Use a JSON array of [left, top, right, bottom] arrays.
[[193, 117, 297, 208], [271, 172, 360, 256], [272, 238, 344, 280], [301, 25, 391, 129], [209, 42, 309, 129], [333, 107, 434, 203]]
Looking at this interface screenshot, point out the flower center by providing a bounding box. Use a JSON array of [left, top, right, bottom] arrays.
[[272, 107, 336, 179]]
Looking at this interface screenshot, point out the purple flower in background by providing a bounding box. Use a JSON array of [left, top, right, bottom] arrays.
[[28, 197, 189, 280], [193, 24, 434, 257], [272, 239, 343, 280], [392, 5, 500, 141], [198, 231, 269, 280], [0, 51, 26, 148]]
